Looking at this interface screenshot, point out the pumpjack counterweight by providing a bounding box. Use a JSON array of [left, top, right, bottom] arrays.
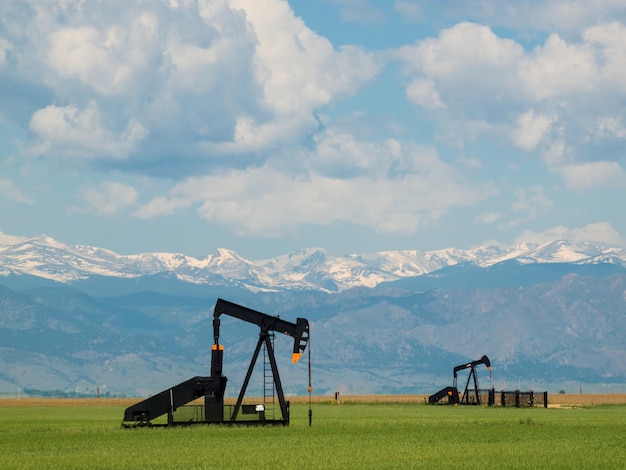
[[122, 298, 309, 427]]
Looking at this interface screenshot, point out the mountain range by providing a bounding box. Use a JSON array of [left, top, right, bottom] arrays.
[[1, 231, 625, 398], [2, 231, 625, 292]]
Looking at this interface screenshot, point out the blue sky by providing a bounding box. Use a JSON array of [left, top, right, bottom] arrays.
[[1, 0, 626, 259]]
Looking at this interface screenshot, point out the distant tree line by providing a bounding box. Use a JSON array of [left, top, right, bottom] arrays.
[[21, 388, 126, 398]]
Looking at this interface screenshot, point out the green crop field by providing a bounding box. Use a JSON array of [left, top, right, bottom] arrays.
[[1, 400, 626, 469]]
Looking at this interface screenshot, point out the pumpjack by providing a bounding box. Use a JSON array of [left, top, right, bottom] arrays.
[[122, 298, 310, 426], [428, 355, 492, 405]]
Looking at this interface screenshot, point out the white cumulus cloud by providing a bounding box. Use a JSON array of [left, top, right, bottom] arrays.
[[515, 222, 626, 247], [136, 136, 496, 237], [28, 102, 147, 160], [0, 179, 35, 204], [4, 0, 379, 168], [513, 110, 555, 151], [553, 161, 626, 191], [394, 19, 626, 189], [75, 181, 139, 216]]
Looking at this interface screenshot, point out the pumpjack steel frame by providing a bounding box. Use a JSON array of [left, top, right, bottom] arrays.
[[428, 355, 492, 405], [122, 298, 309, 427]]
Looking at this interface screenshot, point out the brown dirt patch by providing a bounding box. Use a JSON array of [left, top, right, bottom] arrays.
[[0, 398, 138, 407], [1, 393, 625, 408], [544, 393, 626, 406]]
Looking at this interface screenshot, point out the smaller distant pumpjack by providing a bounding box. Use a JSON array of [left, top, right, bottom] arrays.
[[428, 355, 492, 405], [122, 298, 310, 426]]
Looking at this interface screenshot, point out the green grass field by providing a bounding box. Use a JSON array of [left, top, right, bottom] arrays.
[[1, 401, 626, 469]]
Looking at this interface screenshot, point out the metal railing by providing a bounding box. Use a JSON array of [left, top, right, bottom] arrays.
[[500, 390, 548, 407]]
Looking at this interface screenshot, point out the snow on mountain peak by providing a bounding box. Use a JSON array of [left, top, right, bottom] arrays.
[[0, 233, 624, 292], [0, 232, 26, 246], [206, 248, 253, 271], [214, 248, 239, 258], [514, 240, 604, 264], [258, 247, 329, 271]]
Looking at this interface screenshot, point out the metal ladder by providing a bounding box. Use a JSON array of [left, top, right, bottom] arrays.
[[262, 333, 276, 420]]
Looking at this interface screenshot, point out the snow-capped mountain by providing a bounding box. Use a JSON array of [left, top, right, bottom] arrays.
[[1, 232, 625, 292], [2, 231, 626, 396]]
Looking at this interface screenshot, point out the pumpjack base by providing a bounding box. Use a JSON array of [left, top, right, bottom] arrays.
[[122, 401, 290, 428], [122, 419, 289, 428]]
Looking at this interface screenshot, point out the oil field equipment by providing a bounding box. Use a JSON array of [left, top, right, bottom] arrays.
[[428, 355, 493, 405], [122, 298, 310, 427]]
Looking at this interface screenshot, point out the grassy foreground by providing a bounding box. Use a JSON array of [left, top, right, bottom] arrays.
[[1, 400, 626, 469]]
